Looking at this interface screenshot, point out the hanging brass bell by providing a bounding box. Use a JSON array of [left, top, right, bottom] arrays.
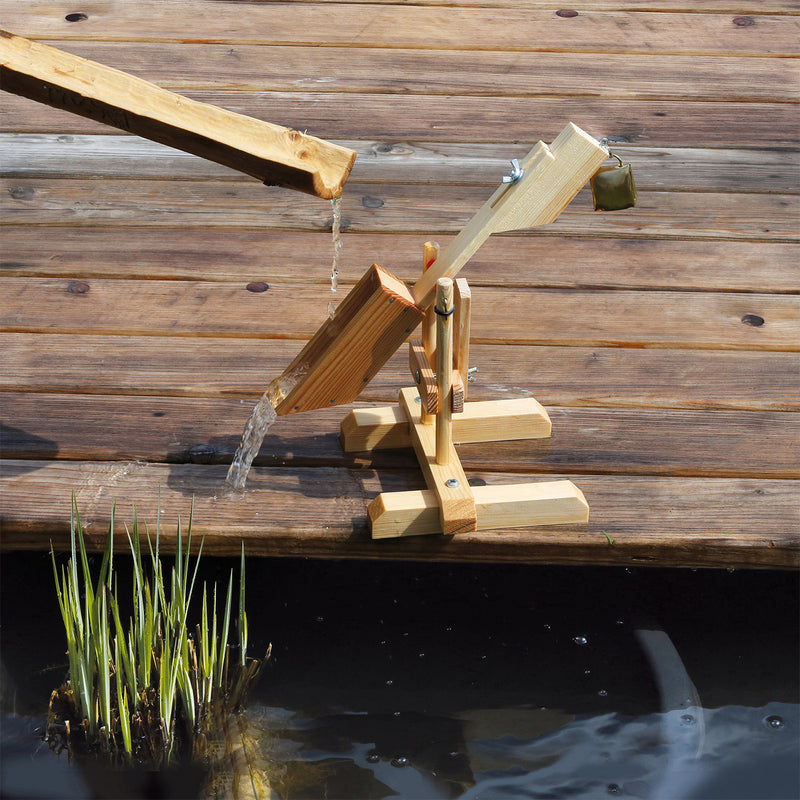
[[590, 153, 637, 211]]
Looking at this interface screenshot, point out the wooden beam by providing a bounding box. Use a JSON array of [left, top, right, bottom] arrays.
[[399, 387, 477, 535], [341, 397, 552, 453], [408, 339, 438, 415], [369, 480, 589, 539], [412, 124, 609, 306], [0, 30, 355, 199]]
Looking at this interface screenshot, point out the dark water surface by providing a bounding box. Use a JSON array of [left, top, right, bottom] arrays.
[[1, 554, 797, 799]]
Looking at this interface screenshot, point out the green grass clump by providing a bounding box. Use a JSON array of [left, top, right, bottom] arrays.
[[47, 494, 267, 767]]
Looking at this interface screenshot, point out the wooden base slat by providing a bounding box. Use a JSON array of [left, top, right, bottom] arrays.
[[369, 480, 589, 539], [341, 396, 552, 453]]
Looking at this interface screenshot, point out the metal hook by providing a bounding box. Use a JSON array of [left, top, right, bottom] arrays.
[[501, 158, 524, 184]]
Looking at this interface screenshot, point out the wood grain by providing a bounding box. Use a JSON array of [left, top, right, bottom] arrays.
[[4, 335, 796, 412], [6, 43, 794, 102], [4, 179, 798, 242], [2, 393, 798, 479], [4, 92, 798, 149], [2, 279, 797, 350], [3, 228, 797, 293], [1, 460, 796, 569], [4, 4, 798, 55]]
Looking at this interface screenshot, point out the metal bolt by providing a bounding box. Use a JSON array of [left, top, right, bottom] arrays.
[[414, 368, 421, 384], [467, 366, 478, 383], [415, 396, 422, 403], [502, 158, 524, 185], [445, 478, 460, 488]]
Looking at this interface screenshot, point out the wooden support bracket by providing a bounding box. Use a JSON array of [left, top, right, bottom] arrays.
[[369, 480, 589, 539]]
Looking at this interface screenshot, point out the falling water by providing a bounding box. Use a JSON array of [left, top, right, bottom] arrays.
[[225, 390, 278, 491], [327, 196, 343, 318], [225, 369, 305, 491]]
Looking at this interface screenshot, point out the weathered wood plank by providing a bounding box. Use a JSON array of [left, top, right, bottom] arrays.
[[7, 43, 796, 102], [1, 279, 797, 350], [218, 1, 800, 11], [4, 92, 797, 149], [3, 335, 797, 412], [1, 460, 797, 569], [4, 4, 797, 56], [3, 228, 797, 293], [6, 136, 799, 195], [3, 393, 798, 478], [3, 179, 798, 242]]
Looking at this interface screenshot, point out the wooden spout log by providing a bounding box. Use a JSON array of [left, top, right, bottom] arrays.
[[0, 30, 355, 199]]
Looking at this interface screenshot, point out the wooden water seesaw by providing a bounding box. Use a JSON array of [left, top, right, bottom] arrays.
[[2, 31, 632, 541]]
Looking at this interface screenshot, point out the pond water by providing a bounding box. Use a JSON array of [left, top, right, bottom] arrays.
[[1, 555, 797, 799]]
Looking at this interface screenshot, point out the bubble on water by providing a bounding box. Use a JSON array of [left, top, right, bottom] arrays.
[[391, 756, 410, 768], [765, 715, 785, 730], [680, 714, 696, 726], [366, 751, 380, 763], [573, 635, 588, 645], [598, 689, 608, 697]]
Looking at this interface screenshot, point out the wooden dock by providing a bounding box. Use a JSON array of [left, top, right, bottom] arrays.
[[1, 1, 798, 569]]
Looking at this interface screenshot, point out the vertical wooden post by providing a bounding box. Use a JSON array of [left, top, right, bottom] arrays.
[[454, 278, 472, 403], [435, 278, 454, 465], [421, 241, 440, 359], [421, 241, 440, 425]]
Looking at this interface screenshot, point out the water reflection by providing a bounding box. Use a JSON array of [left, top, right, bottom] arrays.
[[255, 702, 798, 800]]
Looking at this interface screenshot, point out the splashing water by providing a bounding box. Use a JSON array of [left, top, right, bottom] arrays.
[[327, 196, 343, 318], [225, 369, 305, 491]]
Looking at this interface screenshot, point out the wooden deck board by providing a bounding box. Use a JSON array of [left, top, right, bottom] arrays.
[[2, 461, 797, 569], [1, 2, 797, 567]]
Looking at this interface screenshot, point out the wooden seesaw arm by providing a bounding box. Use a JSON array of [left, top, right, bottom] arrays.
[[0, 30, 355, 198], [269, 123, 609, 415]]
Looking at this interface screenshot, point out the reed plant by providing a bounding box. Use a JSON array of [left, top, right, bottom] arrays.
[[47, 494, 267, 767]]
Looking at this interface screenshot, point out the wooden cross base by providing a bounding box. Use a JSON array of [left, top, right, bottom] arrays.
[[340, 269, 589, 539]]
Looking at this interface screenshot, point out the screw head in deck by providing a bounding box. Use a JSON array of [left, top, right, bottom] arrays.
[[445, 478, 460, 488]]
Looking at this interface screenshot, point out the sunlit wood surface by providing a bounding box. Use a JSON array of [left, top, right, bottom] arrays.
[[2, 1, 798, 568]]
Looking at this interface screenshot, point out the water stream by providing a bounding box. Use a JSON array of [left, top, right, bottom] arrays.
[[225, 197, 344, 491], [225, 388, 279, 491], [328, 196, 343, 319], [225, 369, 304, 491]]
